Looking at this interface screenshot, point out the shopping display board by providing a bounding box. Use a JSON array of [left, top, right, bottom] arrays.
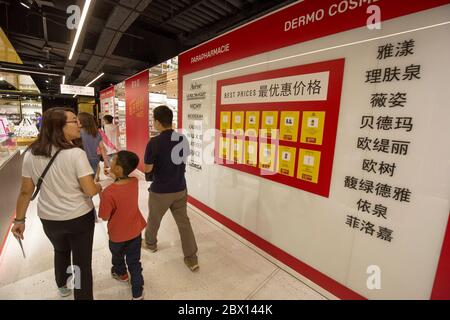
[[215, 59, 344, 197], [125, 71, 149, 171], [179, 0, 450, 300], [100, 86, 115, 117]]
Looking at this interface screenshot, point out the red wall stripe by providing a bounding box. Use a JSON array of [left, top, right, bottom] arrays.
[[431, 214, 450, 299], [188, 196, 366, 300]]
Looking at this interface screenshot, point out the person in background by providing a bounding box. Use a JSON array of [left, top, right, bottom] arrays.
[[77, 112, 110, 180], [142, 105, 199, 272], [102, 115, 121, 163], [12, 107, 102, 300], [99, 151, 146, 300], [35, 112, 42, 130]]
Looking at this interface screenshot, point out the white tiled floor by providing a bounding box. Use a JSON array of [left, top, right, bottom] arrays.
[[0, 177, 330, 300]]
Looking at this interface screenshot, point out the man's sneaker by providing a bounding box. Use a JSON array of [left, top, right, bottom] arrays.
[[184, 257, 199, 272], [58, 286, 72, 297], [132, 291, 145, 300], [112, 272, 129, 282], [142, 240, 157, 252]]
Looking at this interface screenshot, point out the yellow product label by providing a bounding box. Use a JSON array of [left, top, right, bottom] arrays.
[[245, 111, 260, 137], [261, 111, 279, 139], [231, 138, 244, 164], [300, 111, 325, 145], [220, 112, 231, 134], [245, 140, 258, 167], [297, 149, 321, 183], [280, 111, 300, 142], [259, 143, 276, 172], [219, 137, 230, 160], [277, 146, 297, 177], [232, 111, 245, 136]]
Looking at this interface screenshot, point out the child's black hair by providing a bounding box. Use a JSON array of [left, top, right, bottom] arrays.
[[103, 115, 114, 124], [116, 150, 139, 176]]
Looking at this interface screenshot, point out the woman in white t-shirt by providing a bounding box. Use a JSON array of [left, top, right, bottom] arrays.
[[11, 107, 102, 300]]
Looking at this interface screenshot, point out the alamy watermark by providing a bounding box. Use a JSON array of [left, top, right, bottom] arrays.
[[66, 5, 81, 30], [366, 265, 381, 290], [66, 265, 81, 290], [367, 5, 382, 30], [171, 129, 281, 176]]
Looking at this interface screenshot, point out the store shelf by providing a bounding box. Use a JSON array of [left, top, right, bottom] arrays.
[[116, 99, 126, 148]]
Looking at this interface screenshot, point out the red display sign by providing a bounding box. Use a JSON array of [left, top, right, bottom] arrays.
[[100, 86, 115, 100], [179, 0, 449, 76], [125, 71, 149, 171], [100, 86, 115, 116], [215, 59, 345, 198]]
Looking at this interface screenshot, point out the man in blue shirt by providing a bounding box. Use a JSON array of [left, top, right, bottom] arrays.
[[143, 105, 199, 271]]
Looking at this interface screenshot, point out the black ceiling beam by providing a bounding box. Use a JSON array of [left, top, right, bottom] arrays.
[[210, 0, 235, 14], [201, 1, 229, 17], [8, 32, 150, 68], [159, 0, 210, 27], [0, 61, 64, 77], [195, 4, 221, 20], [180, 0, 296, 46], [226, 0, 245, 10]]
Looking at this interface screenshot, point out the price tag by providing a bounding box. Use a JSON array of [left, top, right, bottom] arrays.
[[303, 155, 315, 166], [307, 117, 319, 128], [285, 117, 294, 126], [282, 151, 291, 161]]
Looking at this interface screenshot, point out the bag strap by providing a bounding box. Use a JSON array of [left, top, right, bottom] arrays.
[[31, 149, 62, 200], [99, 129, 118, 152]]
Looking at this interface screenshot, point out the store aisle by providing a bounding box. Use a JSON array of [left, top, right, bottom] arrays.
[[0, 178, 329, 300]]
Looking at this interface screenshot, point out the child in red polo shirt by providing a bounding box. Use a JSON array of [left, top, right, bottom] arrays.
[[99, 151, 147, 300]]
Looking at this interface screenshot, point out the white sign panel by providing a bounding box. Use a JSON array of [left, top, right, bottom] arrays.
[[60, 84, 95, 96], [221, 71, 329, 105], [182, 6, 450, 300]]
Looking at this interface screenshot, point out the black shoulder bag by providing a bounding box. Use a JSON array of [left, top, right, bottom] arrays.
[[30, 149, 62, 200]]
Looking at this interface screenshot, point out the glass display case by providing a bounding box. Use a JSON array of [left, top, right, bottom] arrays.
[[149, 93, 178, 138], [0, 136, 23, 168], [0, 98, 21, 125], [21, 98, 42, 126]]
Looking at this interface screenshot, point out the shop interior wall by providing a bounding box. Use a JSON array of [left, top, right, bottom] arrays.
[[182, 6, 450, 299]]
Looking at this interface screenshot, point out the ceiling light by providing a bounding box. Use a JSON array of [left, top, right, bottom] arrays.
[[85, 72, 104, 86], [45, 80, 49, 83], [39, 63, 44, 68], [62, 75, 65, 84], [0, 67, 60, 77], [68, 0, 92, 60], [20, 2, 30, 9]]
